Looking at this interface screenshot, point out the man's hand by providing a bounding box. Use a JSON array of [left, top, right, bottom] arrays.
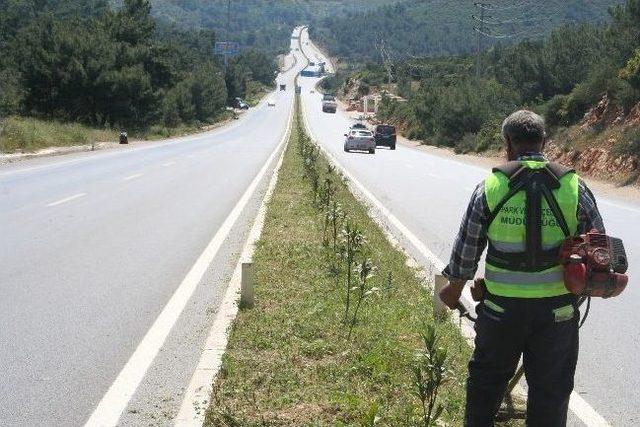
[[439, 280, 466, 310]]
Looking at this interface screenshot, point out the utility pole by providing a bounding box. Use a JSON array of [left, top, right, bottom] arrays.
[[225, 0, 231, 68], [473, 0, 552, 79], [474, 2, 489, 79]]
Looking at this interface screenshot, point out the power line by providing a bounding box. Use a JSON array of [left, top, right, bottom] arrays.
[[472, 0, 560, 77]]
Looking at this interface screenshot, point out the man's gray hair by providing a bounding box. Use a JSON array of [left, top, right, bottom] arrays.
[[501, 110, 546, 144]]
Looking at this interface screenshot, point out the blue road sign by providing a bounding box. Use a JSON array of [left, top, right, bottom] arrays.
[[214, 41, 240, 56]]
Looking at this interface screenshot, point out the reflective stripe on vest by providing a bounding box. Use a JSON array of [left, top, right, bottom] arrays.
[[484, 160, 579, 298]]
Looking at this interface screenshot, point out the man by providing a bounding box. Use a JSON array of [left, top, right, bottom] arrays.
[[439, 110, 605, 426]]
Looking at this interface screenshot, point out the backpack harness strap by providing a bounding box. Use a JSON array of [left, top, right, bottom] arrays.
[[486, 161, 575, 272]]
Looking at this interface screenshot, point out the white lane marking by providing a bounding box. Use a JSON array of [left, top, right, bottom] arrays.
[[569, 393, 612, 427], [175, 105, 293, 426], [162, 161, 176, 167], [123, 173, 144, 181], [298, 54, 611, 427], [84, 88, 295, 427], [600, 199, 640, 215], [45, 193, 87, 207]]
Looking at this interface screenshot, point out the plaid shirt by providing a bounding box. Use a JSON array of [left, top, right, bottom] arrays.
[[443, 155, 605, 281]]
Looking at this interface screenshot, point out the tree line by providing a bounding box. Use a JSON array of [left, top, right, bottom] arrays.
[[0, 0, 278, 129]]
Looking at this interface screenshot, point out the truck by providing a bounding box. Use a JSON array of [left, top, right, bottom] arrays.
[[322, 94, 337, 114]]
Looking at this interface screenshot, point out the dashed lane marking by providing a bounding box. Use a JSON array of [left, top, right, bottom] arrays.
[[45, 193, 87, 207], [123, 173, 144, 181]]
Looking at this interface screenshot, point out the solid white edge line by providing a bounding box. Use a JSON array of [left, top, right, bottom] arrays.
[[173, 29, 302, 426], [83, 97, 295, 427], [45, 192, 87, 207], [298, 30, 611, 427], [173, 106, 292, 427]]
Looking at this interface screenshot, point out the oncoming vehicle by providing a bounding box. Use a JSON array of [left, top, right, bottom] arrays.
[[373, 124, 397, 150], [322, 94, 337, 113], [344, 129, 376, 154]]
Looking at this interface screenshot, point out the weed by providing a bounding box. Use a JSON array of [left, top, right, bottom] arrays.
[[348, 257, 378, 340], [340, 221, 366, 323], [413, 324, 452, 426], [360, 402, 381, 426]]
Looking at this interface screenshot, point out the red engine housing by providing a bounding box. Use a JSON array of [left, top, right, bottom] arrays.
[[559, 231, 629, 298]]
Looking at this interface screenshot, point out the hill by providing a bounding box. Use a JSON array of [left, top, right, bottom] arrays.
[[148, 0, 399, 53], [313, 0, 624, 60]]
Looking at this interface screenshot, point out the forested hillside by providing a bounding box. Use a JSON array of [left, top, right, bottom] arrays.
[[149, 0, 397, 53], [314, 0, 624, 60], [0, 0, 277, 136], [346, 0, 639, 170]]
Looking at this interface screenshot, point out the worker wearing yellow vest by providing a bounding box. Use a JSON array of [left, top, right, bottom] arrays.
[[439, 110, 605, 426]]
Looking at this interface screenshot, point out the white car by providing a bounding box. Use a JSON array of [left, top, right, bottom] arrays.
[[344, 129, 376, 154], [267, 98, 276, 107]]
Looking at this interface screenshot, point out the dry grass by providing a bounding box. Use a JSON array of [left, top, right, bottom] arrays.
[[0, 116, 116, 153]]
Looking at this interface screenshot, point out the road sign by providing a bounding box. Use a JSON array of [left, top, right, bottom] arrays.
[[214, 41, 240, 56]]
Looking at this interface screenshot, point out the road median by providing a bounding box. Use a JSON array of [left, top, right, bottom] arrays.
[[203, 98, 472, 425]]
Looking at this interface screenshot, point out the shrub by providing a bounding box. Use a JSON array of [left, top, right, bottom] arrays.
[[612, 128, 640, 157], [454, 133, 477, 154]]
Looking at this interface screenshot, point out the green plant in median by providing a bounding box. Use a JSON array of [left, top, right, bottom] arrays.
[[325, 200, 345, 251], [340, 221, 366, 324], [348, 257, 378, 340], [318, 175, 336, 210], [413, 324, 452, 426]]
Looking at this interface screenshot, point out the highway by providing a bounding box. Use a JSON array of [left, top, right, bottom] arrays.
[[0, 30, 304, 426], [297, 28, 639, 426]]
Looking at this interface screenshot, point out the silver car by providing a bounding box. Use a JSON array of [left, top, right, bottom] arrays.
[[344, 129, 376, 154]]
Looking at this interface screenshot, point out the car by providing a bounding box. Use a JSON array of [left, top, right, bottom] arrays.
[[231, 97, 249, 110], [344, 129, 376, 154], [373, 124, 397, 150], [267, 98, 276, 107], [322, 93, 337, 113]]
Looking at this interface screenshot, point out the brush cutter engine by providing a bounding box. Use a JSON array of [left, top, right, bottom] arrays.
[[560, 231, 629, 298]]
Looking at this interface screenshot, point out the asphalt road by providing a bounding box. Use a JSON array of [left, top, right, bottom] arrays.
[[0, 31, 304, 426], [298, 28, 639, 426]]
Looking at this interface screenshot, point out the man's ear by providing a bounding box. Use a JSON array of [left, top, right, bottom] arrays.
[[505, 136, 514, 160]]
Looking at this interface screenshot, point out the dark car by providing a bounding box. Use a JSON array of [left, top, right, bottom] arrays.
[[373, 124, 397, 150], [231, 97, 249, 110]]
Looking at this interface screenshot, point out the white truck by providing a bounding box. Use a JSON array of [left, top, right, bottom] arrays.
[[322, 94, 337, 114]]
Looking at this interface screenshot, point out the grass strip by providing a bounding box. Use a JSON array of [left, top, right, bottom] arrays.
[[204, 99, 473, 426]]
